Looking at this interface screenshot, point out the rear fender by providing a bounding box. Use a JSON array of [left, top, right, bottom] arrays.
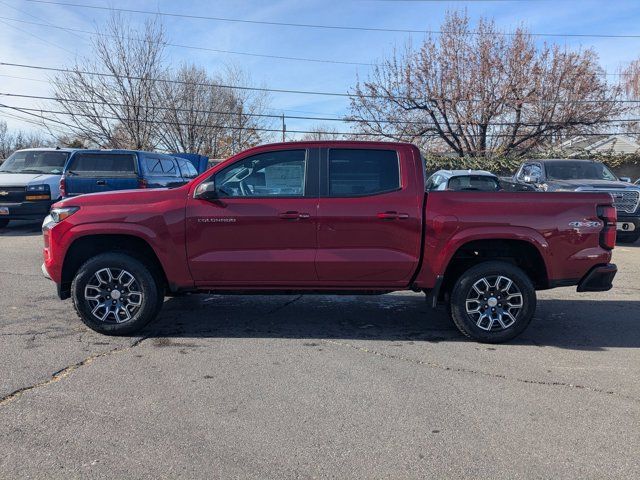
[[415, 226, 551, 289]]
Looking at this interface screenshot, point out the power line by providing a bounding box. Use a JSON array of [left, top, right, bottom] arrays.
[[23, 0, 640, 40], [1, 61, 636, 103], [1, 103, 636, 139], [4, 91, 640, 127], [0, 15, 375, 67], [0, 61, 358, 99]]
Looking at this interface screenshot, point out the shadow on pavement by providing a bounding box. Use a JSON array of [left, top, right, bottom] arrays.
[[141, 294, 640, 351], [0, 220, 42, 237]]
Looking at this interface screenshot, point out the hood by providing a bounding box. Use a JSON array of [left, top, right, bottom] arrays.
[[547, 179, 639, 190], [55, 186, 180, 208], [0, 173, 61, 187]]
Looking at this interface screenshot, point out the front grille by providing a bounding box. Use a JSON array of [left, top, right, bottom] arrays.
[[607, 190, 640, 214], [0, 186, 26, 203]]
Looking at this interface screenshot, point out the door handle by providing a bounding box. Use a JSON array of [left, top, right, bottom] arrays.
[[279, 211, 310, 220], [377, 211, 409, 220], [96, 180, 106, 186]]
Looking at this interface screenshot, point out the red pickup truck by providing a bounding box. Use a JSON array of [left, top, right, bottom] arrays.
[[42, 141, 618, 343]]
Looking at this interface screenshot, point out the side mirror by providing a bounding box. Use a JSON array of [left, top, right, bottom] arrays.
[[619, 176, 631, 183], [523, 174, 540, 184], [194, 181, 218, 200]]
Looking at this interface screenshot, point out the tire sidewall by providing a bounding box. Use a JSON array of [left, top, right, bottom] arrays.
[[450, 261, 536, 343], [71, 253, 163, 335]]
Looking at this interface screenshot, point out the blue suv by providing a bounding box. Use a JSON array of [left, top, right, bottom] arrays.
[[60, 150, 206, 197]]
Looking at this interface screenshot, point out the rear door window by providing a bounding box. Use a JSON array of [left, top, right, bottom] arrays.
[[67, 153, 137, 176], [327, 149, 400, 196]]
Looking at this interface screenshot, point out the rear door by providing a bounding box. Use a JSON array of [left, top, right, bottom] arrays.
[[64, 152, 139, 195], [316, 146, 423, 287]]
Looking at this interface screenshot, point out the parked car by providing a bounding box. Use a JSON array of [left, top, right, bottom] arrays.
[[42, 141, 617, 343], [426, 170, 501, 191], [513, 159, 640, 244], [60, 150, 204, 197], [0, 148, 77, 228]]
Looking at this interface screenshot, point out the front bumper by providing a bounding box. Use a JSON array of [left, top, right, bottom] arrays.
[[577, 263, 617, 292], [0, 200, 52, 221]]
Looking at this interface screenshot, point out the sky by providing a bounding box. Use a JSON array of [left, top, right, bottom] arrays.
[[2, 0, 640, 142]]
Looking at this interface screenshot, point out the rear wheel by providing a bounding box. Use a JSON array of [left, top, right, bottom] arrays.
[[449, 261, 536, 343], [0, 219, 9, 228], [71, 253, 164, 335]]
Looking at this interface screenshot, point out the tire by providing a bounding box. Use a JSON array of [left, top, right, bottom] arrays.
[[617, 231, 640, 244], [449, 261, 536, 343], [71, 253, 164, 335], [0, 219, 9, 228]]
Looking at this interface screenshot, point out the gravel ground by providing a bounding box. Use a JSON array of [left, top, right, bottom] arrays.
[[1, 220, 639, 479]]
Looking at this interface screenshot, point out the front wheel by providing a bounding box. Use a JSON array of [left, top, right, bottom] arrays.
[[449, 261, 536, 343], [71, 253, 164, 335]]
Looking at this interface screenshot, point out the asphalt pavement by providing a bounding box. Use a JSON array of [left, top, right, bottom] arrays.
[[1, 220, 639, 479]]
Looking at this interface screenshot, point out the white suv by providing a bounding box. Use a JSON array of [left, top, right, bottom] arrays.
[[0, 148, 77, 228]]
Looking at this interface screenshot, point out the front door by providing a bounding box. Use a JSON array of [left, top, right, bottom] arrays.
[[186, 148, 319, 286]]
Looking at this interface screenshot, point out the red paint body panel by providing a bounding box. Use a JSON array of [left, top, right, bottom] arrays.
[[43, 140, 615, 295], [315, 144, 423, 287], [414, 191, 613, 289], [186, 197, 319, 285]]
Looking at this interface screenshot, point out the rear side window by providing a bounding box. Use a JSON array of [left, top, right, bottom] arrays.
[[67, 153, 136, 176], [177, 159, 198, 179], [160, 158, 178, 177], [328, 149, 400, 196], [143, 156, 179, 177]]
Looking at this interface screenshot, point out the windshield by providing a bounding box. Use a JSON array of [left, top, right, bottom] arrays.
[[0, 150, 69, 175], [545, 161, 617, 181]]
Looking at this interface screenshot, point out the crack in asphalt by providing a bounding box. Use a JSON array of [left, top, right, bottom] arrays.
[[322, 339, 640, 404], [266, 295, 303, 315], [0, 336, 148, 407]]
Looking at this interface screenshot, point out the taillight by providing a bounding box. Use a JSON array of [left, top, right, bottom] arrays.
[[597, 205, 617, 250], [59, 176, 66, 198], [138, 178, 148, 189]]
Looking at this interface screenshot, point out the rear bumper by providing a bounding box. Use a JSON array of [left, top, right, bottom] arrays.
[[0, 200, 52, 220], [577, 263, 617, 292]]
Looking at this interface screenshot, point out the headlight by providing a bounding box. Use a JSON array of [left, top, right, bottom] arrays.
[[26, 184, 51, 201], [50, 206, 79, 223], [26, 184, 50, 192]]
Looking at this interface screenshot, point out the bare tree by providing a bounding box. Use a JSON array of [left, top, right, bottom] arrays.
[[154, 64, 273, 157], [300, 124, 342, 141], [348, 11, 620, 157], [156, 64, 232, 156], [0, 120, 52, 158], [618, 59, 640, 137], [221, 66, 274, 157], [51, 13, 166, 149]]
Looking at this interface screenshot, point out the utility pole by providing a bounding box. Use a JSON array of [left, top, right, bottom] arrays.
[[281, 114, 286, 142]]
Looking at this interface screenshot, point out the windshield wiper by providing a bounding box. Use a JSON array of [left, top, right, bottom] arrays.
[[18, 169, 47, 174]]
